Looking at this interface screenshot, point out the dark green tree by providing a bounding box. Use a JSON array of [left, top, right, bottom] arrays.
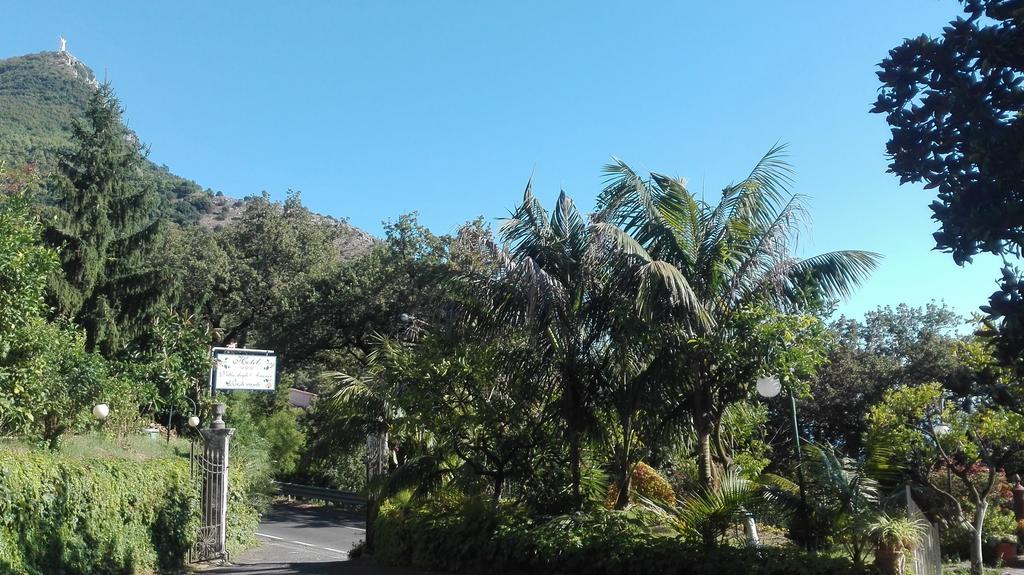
[[872, 0, 1024, 374], [44, 83, 165, 355], [166, 191, 344, 354], [796, 303, 962, 452]]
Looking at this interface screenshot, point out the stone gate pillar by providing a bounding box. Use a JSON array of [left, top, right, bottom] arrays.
[[196, 403, 235, 561]]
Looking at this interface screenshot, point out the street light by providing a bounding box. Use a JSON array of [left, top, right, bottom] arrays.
[[166, 396, 201, 442], [756, 376, 782, 399], [92, 403, 109, 421], [756, 374, 811, 551]]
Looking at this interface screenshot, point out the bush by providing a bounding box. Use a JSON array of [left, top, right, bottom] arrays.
[[372, 493, 876, 575], [606, 461, 675, 508], [226, 442, 267, 557], [0, 318, 109, 447], [0, 445, 198, 574]]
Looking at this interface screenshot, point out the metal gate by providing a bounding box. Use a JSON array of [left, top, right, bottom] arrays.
[[190, 404, 235, 564]]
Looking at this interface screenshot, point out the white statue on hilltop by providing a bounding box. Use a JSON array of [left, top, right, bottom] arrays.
[[59, 36, 67, 53]]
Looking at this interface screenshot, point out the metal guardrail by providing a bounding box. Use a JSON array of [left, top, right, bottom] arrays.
[[274, 481, 366, 509]]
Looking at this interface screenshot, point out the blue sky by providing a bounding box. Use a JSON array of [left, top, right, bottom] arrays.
[[5, 0, 1003, 320]]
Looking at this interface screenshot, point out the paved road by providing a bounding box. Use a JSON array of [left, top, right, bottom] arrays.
[[203, 502, 428, 575]]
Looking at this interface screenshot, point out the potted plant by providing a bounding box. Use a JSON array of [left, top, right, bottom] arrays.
[[995, 533, 1018, 562], [871, 513, 926, 575]]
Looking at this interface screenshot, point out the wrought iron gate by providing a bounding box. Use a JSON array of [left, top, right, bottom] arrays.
[[190, 404, 235, 564]]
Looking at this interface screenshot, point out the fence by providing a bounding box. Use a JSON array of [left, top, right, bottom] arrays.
[[274, 481, 366, 509], [906, 485, 942, 575]]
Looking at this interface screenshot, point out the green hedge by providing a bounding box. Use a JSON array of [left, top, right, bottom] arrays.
[[372, 495, 877, 575], [0, 447, 198, 574]]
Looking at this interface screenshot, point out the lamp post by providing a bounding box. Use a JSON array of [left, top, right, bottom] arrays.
[[166, 395, 201, 443], [756, 374, 812, 551], [92, 403, 110, 421]]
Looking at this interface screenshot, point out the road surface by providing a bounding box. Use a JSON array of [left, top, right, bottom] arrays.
[[203, 502, 428, 575]]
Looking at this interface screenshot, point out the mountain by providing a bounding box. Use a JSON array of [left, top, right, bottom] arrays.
[[0, 50, 374, 255]]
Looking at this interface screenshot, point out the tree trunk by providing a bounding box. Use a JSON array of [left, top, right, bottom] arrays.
[[971, 499, 987, 575], [493, 472, 505, 504], [698, 426, 715, 487], [614, 414, 634, 510], [569, 427, 582, 509]]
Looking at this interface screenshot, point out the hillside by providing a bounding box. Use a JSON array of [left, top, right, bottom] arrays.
[[0, 50, 374, 255]]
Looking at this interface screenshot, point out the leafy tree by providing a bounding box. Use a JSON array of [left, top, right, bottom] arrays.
[[867, 381, 1024, 575], [11, 318, 109, 447], [166, 191, 344, 353], [0, 165, 60, 435], [872, 0, 1024, 374], [797, 303, 962, 452], [44, 83, 166, 355], [0, 164, 56, 353], [117, 311, 211, 432], [281, 213, 449, 369], [597, 145, 879, 487]]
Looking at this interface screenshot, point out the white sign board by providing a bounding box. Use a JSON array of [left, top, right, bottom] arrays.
[[211, 347, 277, 391]]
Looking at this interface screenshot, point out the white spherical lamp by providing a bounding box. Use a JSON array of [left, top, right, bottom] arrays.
[[187, 415, 200, 428], [755, 376, 782, 399], [92, 403, 110, 421]]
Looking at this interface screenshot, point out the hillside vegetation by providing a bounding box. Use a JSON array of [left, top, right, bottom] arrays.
[[0, 49, 373, 251]]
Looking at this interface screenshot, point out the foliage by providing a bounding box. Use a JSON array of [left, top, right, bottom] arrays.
[[596, 145, 878, 488], [872, 0, 1024, 375], [797, 303, 962, 452], [371, 492, 876, 574], [118, 311, 210, 434], [0, 318, 108, 447], [765, 442, 893, 564], [260, 409, 306, 477], [661, 401, 772, 495], [660, 470, 767, 550], [867, 381, 1024, 574], [291, 213, 446, 367], [0, 443, 198, 574], [606, 462, 675, 509], [44, 83, 167, 355], [226, 444, 266, 556], [0, 165, 56, 350], [869, 513, 926, 575], [165, 191, 346, 352]]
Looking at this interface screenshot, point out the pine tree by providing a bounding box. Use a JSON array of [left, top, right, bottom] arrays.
[[45, 83, 166, 355]]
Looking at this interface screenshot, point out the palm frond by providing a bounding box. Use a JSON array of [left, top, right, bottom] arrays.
[[636, 260, 712, 329], [777, 250, 882, 303], [590, 221, 653, 262]]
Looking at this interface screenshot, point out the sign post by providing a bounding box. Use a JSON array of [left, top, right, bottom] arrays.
[[191, 347, 276, 564], [210, 347, 277, 393]]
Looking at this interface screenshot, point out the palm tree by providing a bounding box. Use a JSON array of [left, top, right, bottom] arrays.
[[640, 469, 768, 550], [763, 442, 894, 563], [597, 145, 881, 487], [475, 184, 617, 508]]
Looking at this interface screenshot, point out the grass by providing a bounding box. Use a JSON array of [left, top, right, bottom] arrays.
[[0, 431, 194, 461]]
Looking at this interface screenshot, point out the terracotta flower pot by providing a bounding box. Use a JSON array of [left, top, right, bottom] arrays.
[[874, 543, 904, 575], [996, 541, 1017, 562]]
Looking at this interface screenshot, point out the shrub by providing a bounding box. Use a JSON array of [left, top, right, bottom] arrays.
[[606, 461, 675, 508], [226, 443, 267, 556], [0, 446, 198, 574], [0, 318, 109, 447], [372, 493, 876, 575]]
